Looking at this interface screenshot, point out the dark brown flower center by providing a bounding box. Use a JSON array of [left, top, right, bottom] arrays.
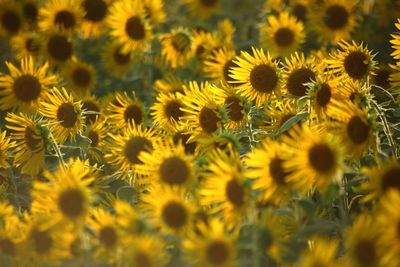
[[57, 103, 78, 128], [25, 38, 40, 53], [171, 33, 191, 53], [223, 59, 238, 83], [124, 136, 153, 164], [381, 167, 400, 193], [344, 51, 369, 80], [224, 96, 244, 122], [308, 143, 335, 173], [159, 156, 190, 185], [99, 226, 118, 248], [323, 5, 349, 30], [82, 100, 100, 124], [72, 67, 91, 87], [31, 230, 53, 254], [274, 27, 295, 47], [292, 4, 307, 22], [354, 239, 377, 267], [58, 188, 85, 218], [201, 0, 219, 7], [23, 3, 38, 22], [173, 133, 197, 155], [88, 130, 99, 147], [346, 116, 370, 145], [316, 83, 332, 107], [164, 100, 183, 121], [13, 74, 41, 102], [206, 240, 230, 265], [372, 69, 391, 89], [199, 107, 220, 133], [162, 201, 188, 229], [250, 64, 278, 93], [83, 0, 107, 22], [113, 47, 131, 65], [124, 104, 143, 125], [1, 10, 21, 34], [225, 179, 245, 207], [0, 238, 15, 256], [47, 35, 73, 62], [54, 10, 75, 29], [287, 68, 315, 97], [125, 16, 146, 40], [269, 157, 288, 185], [24, 126, 41, 151]]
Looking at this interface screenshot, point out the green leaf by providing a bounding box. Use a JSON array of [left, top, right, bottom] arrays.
[[276, 112, 308, 135]]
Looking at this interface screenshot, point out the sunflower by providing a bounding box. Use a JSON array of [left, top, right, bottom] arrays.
[[31, 159, 95, 226], [114, 200, 142, 236], [10, 32, 42, 59], [180, 81, 223, 143], [143, 0, 166, 25], [0, 130, 13, 170], [21, 0, 40, 27], [107, 0, 151, 53], [81, 95, 103, 125], [307, 73, 339, 119], [390, 19, 400, 60], [5, 113, 47, 176], [105, 124, 158, 182], [309, 0, 359, 44], [230, 47, 282, 107], [289, 0, 310, 24], [259, 12, 305, 57], [327, 99, 375, 158], [200, 148, 248, 229], [0, 1, 23, 36], [0, 56, 58, 112], [81, 0, 111, 38], [211, 83, 249, 128], [390, 62, 400, 88], [215, 19, 235, 49], [39, 87, 84, 145], [245, 139, 293, 204], [263, 98, 302, 133], [38, 0, 85, 35], [192, 30, 220, 61], [84, 118, 108, 161], [62, 60, 96, 97], [43, 33, 75, 65], [151, 92, 185, 132], [202, 48, 238, 84], [141, 185, 193, 233], [0, 213, 25, 263], [326, 40, 377, 82], [281, 125, 342, 193], [182, 0, 221, 19], [160, 28, 194, 69], [282, 52, 319, 97], [371, 65, 393, 91], [173, 132, 199, 155], [106, 91, 145, 130], [183, 219, 236, 267], [154, 74, 185, 94], [136, 138, 195, 187], [297, 237, 339, 267]]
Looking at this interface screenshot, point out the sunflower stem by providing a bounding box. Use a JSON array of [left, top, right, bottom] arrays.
[[48, 132, 66, 170]]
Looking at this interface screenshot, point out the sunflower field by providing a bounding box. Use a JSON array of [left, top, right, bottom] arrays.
[[1, 0, 400, 266]]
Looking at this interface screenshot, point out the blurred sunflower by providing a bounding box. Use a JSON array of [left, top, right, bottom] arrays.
[[5, 113, 46, 176], [263, 98, 301, 132], [297, 237, 339, 267], [38, 0, 84, 35], [10, 32, 42, 59], [39, 87, 84, 144], [307, 73, 339, 119], [81, 0, 111, 38], [154, 74, 185, 94], [43, 33, 74, 65], [81, 95, 102, 125], [203, 48, 238, 84], [259, 12, 305, 57], [85, 119, 107, 161], [63, 60, 96, 97], [309, 0, 359, 44], [0, 56, 58, 112], [101, 42, 135, 77], [192, 31, 220, 61], [107, 0, 151, 53], [230, 47, 282, 107], [326, 41, 377, 82], [390, 19, 400, 60], [151, 92, 185, 132], [21, 0, 39, 27], [0, 130, 13, 169], [143, 0, 166, 25], [0, 1, 22, 36], [160, 28, 194, 69], [282, 52, 318, 97], [182, 0, 221, 19], [289, 0, 310, 24], [173, 132, 198, 155], [0, 214, 24, 262], [114, 200, 141, 236]]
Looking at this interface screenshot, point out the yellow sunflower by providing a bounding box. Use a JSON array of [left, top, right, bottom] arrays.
[[0, 1, 23, 37], [143, 0, 166, 25], [39, 87, 84, 145], [105, 124, 158, 182], [0, 56, 58, 112], [81, 95, 103, 125], [230, 47, 282, 107], [107, 0, 151, 53], [38, 0, 84, 35], [289, 0, 310, 24], [263, 98, 302, 133], [282, 52, 319, 97], [141, 185, 193, 234], [113, 200, 141, 236], [390, 19, 400, 60], [101, 41, 135, 77], [307, 73, 339, 119], [84, 118, 108, 161], [160, 28, 194, 69], [182, 0, 221, 19], [62, 60, 96, 97], [21, 0, 40, 27], [245, 139, 293, 204], [150, 92, 185, 132], [281, 124, 343, 193], [202, 48, 238, 84], [0, 213, 25, 264], [200, 148, 248, 229], [192, 31, 220, 62], [5, 113, 46, 176], [326, 40, 377, 82], [81, 0, 111, 38], [309, 0, 359, 44], [260, 12, 305, 57], [154, 74, 185, 94], [297, 237, 339, 267], [0, 130, 13, 169], [43, 33, 75, 65], [10, 32, 42, 59]]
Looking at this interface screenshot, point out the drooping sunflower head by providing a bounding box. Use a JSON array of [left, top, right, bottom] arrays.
[[151, 92, 185, 132], [44, 33, 74, 65], [10, 32, 42, 59], [160, 27, 194, 69], [63, 60, 96, 97], [81, 0, 111, 38]]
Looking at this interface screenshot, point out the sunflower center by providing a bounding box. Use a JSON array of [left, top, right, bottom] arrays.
[[0, 238, 15, 256], [224, 96, 244, 122], [124, 104, 143, 125], [354, 239, 377, 267], [316, 83, 332, 107], [25, 38, 40, 53], [25, 126, 41, 151], [164, 100, 183, 121], [373, 69, 391, 89], [88, 130, 99, 147], [13, 74, 41, 102], [54, 10, 75, 29], [308, 143, 335, 173], [162, 201, 188, 229], [23, 3, 38, 22], [199, 107, 220, 133], [99, 226, 118, 248], [292, 4, 307, 22], [223, 59, 238, 83], [346, 116, 370, 145], [381, 167, 400, 193], [58, 188, 85, 218], [323, 5, 349, 30], [173, 133, 197, 155], [134, 251, 152, 267], [269, 157, 288, 185], [124, 137, 153, 164], [159, 156, 190, 185], [250, 64, 278, 93], [201, 0, 219, 7], [83, 0, 107, 22], [274, 27, 295, 47], [287, 68, 315, 97], [82, 100, 100, 124], [125, 16, 146, 40], [57, 103, 78, 128], [113, 47, 131, 65], [31, 230, 53, 254], [171, 33, 191, 53], [1, 11, 21, 34], [344, 51, 369, 80], [72, 67, 91, 87], [47, 35, 73, 62], [225, 179, 245, 207], [206, 240, 230, 265]]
